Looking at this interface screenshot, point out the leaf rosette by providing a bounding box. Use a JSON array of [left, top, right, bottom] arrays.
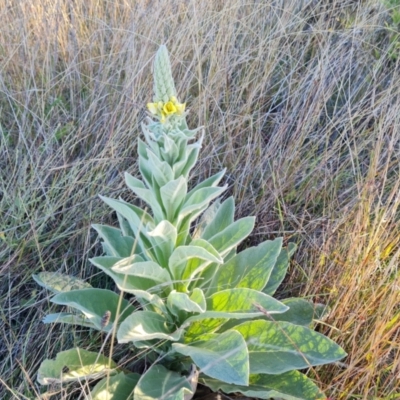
[[35, 45, 346, 400]]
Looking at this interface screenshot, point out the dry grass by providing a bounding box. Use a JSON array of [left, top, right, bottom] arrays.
[[1, 0, 400, 398]]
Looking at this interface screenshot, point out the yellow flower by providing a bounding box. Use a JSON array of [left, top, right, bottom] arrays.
[[147, 101, 163, 115], [170, 96, 186, 115], [147, 102, 159, 115], [147, 97, 186, 122], [163, 101, 177, 115]]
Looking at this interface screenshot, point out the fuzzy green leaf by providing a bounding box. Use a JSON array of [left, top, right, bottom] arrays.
[[268, 298, 317, 326], [117, 311, 183, 343], [138, 142, 155, 189], [147, 220, 177, 267], [90, 255, 167, 293], [179, 186, 227, 221], [173, 330, 249, 385], [189, 288, 206, 311], [161, 135, 179, 164], [160, 177, 188, 221], [42, 313, 97, 329], [167, 290, 205, 317], [146, 150, 174, 188], [217, 297, 318, 332], [192, 199, 221, 240], [111, 259, 172, 290], [33, 272, 91, 294], [184, 318, 228, 342], [92, 224, 135, 257], [263, 243, 297, 296], [210, 238, 282, 294], [232, 320, 347, 374], [125, 173, 164, 221], [51, 289, 135, 332], [134, 364, 193, 400], [99, 196, 153, 258], [208, 288, 288, 314], [122, 288, 168, 315], [200, 197, 234, 240], [117, 212, 135, 238], [169, 245, 223, 282], [173, 142, 202, 179], [200, 370, 325, 400], [208, 217, 255, 256], [185, 169, 226, 200], [90, 372, 140, 399], [182, 239, 222, 288], [183, 289, 287, 325], [37, 348, 116, 385], [100, 195, 153, 232]]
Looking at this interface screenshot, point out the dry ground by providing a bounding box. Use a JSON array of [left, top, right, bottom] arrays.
[[0, 0, 399, 399]]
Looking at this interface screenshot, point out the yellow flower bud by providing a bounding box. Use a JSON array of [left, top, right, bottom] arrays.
[[147, 102, 159, 115], [175, 102, 186, 115], [147, 97, 185, 122]]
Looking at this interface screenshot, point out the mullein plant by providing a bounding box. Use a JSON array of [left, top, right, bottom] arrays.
[[34, 46, 346, 400]]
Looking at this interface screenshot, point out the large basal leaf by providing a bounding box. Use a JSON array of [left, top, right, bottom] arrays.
[[33, 272, 91, 294], [209, 238, 282, 295], [217, 297, 318, 332], [51, 289, 135, 332], [232, 320, 347, 374], [90, 372, 140, 399], [134, 364, 193, 400], [267, 298, 318, 327], [263, 243, 297, 296], [92, 224, 135, 257], [173, 330, 249, 385], [207, 288, 288, 316], [208, 217, 255, 257], [117, 311, 183, 343], [199, 197, 234, 240], [200, 370, 325, 400], [182, 302, 287, 328], [183, 318, 228, 342], [37, 348, 116, 385]]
